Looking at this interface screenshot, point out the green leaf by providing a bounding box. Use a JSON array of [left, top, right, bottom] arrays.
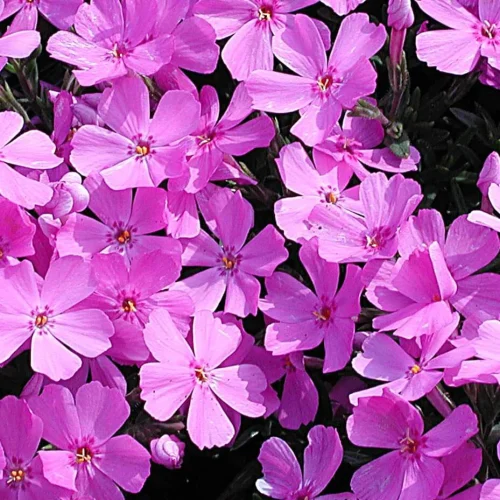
[[450, 108, 484, 129]]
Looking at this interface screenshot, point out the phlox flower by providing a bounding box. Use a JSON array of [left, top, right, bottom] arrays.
[[152, 0, 219, 88], [261, 239, 363, 373], [47, 0, 173, 86], [469, 162, 500, 230], [477, 151, 500, 212], [0, 0, 82, 31], [274, 142, 360, 243], [175, 189, 288, 317], [56, 174, 181, 263], [30, 382, 151, 499], [0, 396, 73, 499], [310, 172, 422, 263], [166, 158, 257, 239], [0, 197, 36, 267], [388, 0, 414, 30], [140, 309, 267, 449], [0, 18, 40, 72], [194, 0, 326, 81], [313, 111, 420, 180], [246, 13, 386, 146], [365, 210, 500, 337], [0, 256, 114, 381], [347, 390, 478, 500], [70, 77, 200, 190], [350, 313, 474, 403], [0, 111, 60, 209], [172, 83, 275, 193], [416, 0, 500, 75], [256, 425, 354, 500], [437, 443, 482, 499]]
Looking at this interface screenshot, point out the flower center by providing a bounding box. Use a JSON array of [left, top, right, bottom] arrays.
[[0, 248, 4, 259], [482, 20, 497, 38], [197, 135, 213, 146], [111, 43, 127, 59], [76, 447, 93, 464], [135, 144, 150, 156], [7, 469, 25, 485], [313, 306, 331, 321], [258, 6, 272, 20], [222, 256, 236, 270], [35, 314, 48, 328], [122, 299, 136, 313], [194, 367, 208, 383], [400, 434, 419, 454], [116, 229, 131, 245], [366, 234, 380, 249], [410, 364, 421, 375], [431, 294, 441, 302], [326, 192, 337, 204], [317, 75, 332, 92]]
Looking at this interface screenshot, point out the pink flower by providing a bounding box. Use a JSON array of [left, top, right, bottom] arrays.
[[477, 151, 500, 211], [47, 0, 173, 86], [175, 189, 288, 317], [30, 382, 151, 499], [172, 83, 275, 193], [274, 142, 360, 243], [261, 239, 363, 373], [0, 111, 60, 209], [0, 197, 36, 267], [0, 396, 73, 498], [139, 309, 267, 449], [0, 0, 82, 31], [310, 172, 422, 263], [152, 0, 220, 86], [194, 0, 324, 81], [416, 0, 500, 75], [313, 111, 420, 179], [150, 435, 185, 469], [388, 0, 414, 29], [56, 174, 181, 263], [246, 13, 386, 146], [70, 77, 200, 189], [0, 22, 40, 72], [350, 314, 474, 403], [0, 257, 114, 381], [347, 390, 478, 500], [257, 425, 354, 500]]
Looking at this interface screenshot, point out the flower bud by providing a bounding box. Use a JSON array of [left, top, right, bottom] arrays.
[[150, 435, 185, 469]]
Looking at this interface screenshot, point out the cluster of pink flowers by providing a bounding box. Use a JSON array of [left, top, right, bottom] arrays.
[[0, 0, 500, 498]]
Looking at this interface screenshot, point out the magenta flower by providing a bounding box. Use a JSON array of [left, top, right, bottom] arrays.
[[246, 13, 386, 146], [477, 151, 500, 212], [0, 0, 82, 31], [174, 83, 275, 193], [257, 425, 354, 500], [313, 112, 420, 179], [416, 0, 500, 75], [398, 210, 500, 318], [0, 111, 60, 209], [310, 172, 422, 263], [175, 189, 288, 317], [30, 382, 151, 499], [70, 77, 200, 189], [56, 174, 181, 263], [274, 142, 360, 243], [347, 390, 478, 500], [0, 23, 40, 72], [469, 181, 500, 232], [152, 0, 220, 85], [388, 0, 414, 30], [350, 314, 474, 403], [261, 239, 363, 372], [47, 0, 173, 86], [166, 160, 256, 239], [0, 396, 73, 498], [194, 0, 323, 81], [0, 257, 114, 381], [0, 197, 36, 267], [140, 309, 267, 449], [320, 0, 366, 16]]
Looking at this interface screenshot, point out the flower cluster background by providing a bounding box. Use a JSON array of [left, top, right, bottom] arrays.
[[1, 0, 500, 498]]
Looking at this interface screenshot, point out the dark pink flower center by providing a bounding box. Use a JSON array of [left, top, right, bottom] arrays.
[[195, 366, 209, 383], [34, 313, 48, 328], [365, 227, 392, 250], [122, 298, 137, 313], [7, 468, 26, 485], [399, 429, 424, 457], [116, 229, 132, 245], [482, 20, 497, 39], [135, 144, 150, 156], [409, 364, 422, 375], [111, 43, 128, 59], [313, 305, 332, 321], [221, 247, 241, 273], [257, 5, 273, 21], [317, 75, 333, 92], [76, 446, 93, 464]]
